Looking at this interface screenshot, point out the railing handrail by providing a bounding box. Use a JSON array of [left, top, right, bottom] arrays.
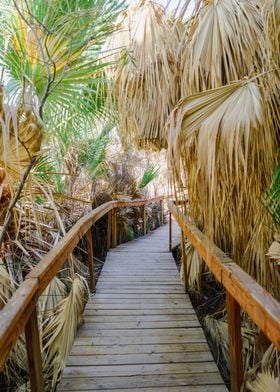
[[168, 200, 280, 392], [0, 195, 165, 373]]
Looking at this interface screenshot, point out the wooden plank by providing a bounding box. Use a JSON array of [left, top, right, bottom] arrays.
[[88, 298, 191, 304], [85, 303, 193, 310], [72, 335, 207, 345], [59, 373, 225, 391], [83, 314, 197, 322], [169, 201, 280, 350], [111, 208, 117, 248], [76, 328, 205, 338], [69, 342, 210, 356], [227, 291, 243, 392], [25, 308, 45, 392], [80, 320, 200, 329], [62, 362, 219, 378], [85, 230, 95, 292], [84, 309, 196, 316], [60, 386, 226, 392], [0, 278, 39, 369], [67, 351, 213, 366], [92, 294, 187, 299]]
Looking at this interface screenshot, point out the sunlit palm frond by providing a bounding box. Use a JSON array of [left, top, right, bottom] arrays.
[[104, 0, 180, 149], [43, 274, 88, 388], [181, 0, 264, 95]]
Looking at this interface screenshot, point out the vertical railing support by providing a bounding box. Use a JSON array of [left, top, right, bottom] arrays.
[[160, 199, 164, 226], [25, 307, 45, 392], [226, 291, 243, 392], [85, 229, 95, 292], [169, 211, 172, 252], [111, 208, 117, 248], [107, 210, 111, 250], [142, 204, 147, 235], [181, 230, 188, 292]]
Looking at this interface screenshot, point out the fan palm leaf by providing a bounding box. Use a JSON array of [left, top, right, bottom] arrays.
[[104, 0, 181, 149], [181, 0, 264, 96]]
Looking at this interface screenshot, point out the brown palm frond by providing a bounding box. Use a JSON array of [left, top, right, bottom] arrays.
[[180, 240, 203, 293], [167, 79, 276, 285], [104, 0, 181, 149], [42, 274, 88, 388], [181, 0, 264, 95]]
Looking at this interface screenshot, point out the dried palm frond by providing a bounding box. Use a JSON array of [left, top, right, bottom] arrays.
[[39, 276, 67, 319], [247, 371, 280, 392], [43, 274, 88, 388], [104, 0, 181, 149], [0, 87, 43, 182], [0, 263, 14, 308], [204, 314, 257, 381], [181, 0, 264, 95], [167, 78, 276, 285], [180, 240, 202, 292]]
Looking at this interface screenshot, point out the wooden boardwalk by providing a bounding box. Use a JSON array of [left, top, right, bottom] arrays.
[[59, 223, 226, 392]]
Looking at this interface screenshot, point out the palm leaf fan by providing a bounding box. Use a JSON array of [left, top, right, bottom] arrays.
[[181, 0, 264, 96], [42, 274, 88, 388], [166, 80, 276, 284], [247, 371, 280, 391], [103, 0, 181, 150]]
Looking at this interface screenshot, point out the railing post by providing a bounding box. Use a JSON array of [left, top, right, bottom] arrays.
[[111, 208, 117, 248], [107, 210, 111, 250], [25, 307, 45, 392], [169, 211, 172, 252], [160, 199, 164, 226], [85, 229, 95, 292], [181, 230, 188, 292], [142, 204, 147, 235], [226, 291, 243, 392]]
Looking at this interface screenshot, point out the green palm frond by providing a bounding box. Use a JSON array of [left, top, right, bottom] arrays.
[[138, 163, 159, 189], [79, 124, 111, 180]]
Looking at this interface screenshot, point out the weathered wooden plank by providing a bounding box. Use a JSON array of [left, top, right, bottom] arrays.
[[62, 362, 219, 378], [59, 373, 225, 391], [92, 294, 187, 299], [69, 342, 210, 356], [72, 334, 207, 345], [88, 298, 191, 304], [83, 314, 197, 322], [81, 320, 200, 329], [84, 309, 196, 316], [85, 303, 193, 310], [67, 351, 213, 366], [76, 328, 206, 338], [60, 386, 226, 392], [25, 308, 45, 392]]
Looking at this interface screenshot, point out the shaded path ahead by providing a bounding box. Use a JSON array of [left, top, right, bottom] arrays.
[[59, 223, 226, 391]]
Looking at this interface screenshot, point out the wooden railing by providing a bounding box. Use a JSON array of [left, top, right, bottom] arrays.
[[0, 196, 165, 392], [168, 200, 280, 392]]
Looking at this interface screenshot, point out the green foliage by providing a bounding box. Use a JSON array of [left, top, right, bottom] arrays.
[[138, 163, 159, 189], [79, 125, 111, 180], [0, 0, 124, 134], [262, 165, 280, 228]]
